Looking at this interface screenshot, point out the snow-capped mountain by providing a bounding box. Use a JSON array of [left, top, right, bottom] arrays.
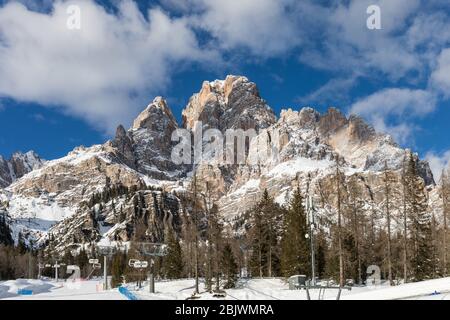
[[0, 75, 439, 252], [0, 151, 45, 188]]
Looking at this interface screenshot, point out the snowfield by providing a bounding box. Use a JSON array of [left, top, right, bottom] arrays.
[[0, 279, 125, 300], [2, 277, 450, 300]]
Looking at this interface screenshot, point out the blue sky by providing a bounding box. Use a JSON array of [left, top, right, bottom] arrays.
[[0, 0, 449, 177]]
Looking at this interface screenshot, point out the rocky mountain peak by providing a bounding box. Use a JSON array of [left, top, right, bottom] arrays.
[[108, 97, 183, 180], [182, 75, 276, 132], [0, 150, 44, 188], [318, 107, 349, 136], [347, 114, 376, 143], [279, 107, 321, 129], [132, 96, 177, 131]]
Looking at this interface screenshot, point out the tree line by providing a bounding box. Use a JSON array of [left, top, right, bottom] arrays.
[[1, 151, 449, 289]]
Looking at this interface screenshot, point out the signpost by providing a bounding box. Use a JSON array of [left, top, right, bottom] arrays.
[[128, 259, 150, 289], [133, 243, 168, 293]]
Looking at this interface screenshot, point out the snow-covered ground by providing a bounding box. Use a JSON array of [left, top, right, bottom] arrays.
[[2, 277, 450, 300], [0, 279, 125, 300]]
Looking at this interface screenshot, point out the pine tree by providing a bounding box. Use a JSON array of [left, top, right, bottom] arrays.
[[405, 153, 434, 281], [76, 249, 89, 278], [280, 188, 310, 277], [316, 231, 328, 279], [248, 190, 283, 277], [335, 157, 345, 287], [383, 161, 395, 285], [221, 243, 238, 289], [249, 199, 265, 278], [346, 175, 364, 284], [111, 252, 125, 288], [400, 153, 409, 282], [163, 227, 183, 279], [441, 169, 450, 275], [17, 232, 27, 254]]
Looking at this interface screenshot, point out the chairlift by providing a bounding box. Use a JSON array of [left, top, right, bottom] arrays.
[[134, 242, 168, 257]]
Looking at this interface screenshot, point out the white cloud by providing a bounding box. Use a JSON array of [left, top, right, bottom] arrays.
[[0, 0, 449, 142], [0, 0, 218, 134], [189, 0, 301, 57], [297, 75, 359, 107], [350, 88, 437, 143], [430, 48, 450, 96], [298, 0, 422, 80], [425, 150, 450, 182]]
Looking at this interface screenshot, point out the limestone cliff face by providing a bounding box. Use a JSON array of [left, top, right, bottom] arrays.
[[41, 189, 183, 253], [180, 76, 277, 201], [0, 151, 44, 188], [0, 75, 438, 252], [182, 75, 276, 132], [108, 97, 184, 180]]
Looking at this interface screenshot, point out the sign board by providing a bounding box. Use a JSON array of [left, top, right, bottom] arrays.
[[128, 259, 139, 268], [93, 263, 101, 269], [45, 264, 51, 268], [89, 259, 99, 264], [132, 261, 148, 269]]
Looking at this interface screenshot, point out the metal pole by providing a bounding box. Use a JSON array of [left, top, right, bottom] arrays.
[[149, 272, 155, 293], [55, 261, 59, 282], [104, 256, 107, 290], [308, 195, 316, 286], [149, 259, 155, 293]]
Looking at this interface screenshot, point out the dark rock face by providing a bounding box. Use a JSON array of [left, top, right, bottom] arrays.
[[44, 189, 183, 253], [348, 115, 376, 143], [0, 151, 44, 188], [0, 156, 11, 187], [318, 107, 348, 136], [418, 160, 435, 186], [111, 124, 136, 169], [131, 97, 182, 179], [0, 210, 13, 246], [107, 97, 184, 180]]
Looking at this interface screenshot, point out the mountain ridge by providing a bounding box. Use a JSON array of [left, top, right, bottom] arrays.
[[0, 75, 438, 253]]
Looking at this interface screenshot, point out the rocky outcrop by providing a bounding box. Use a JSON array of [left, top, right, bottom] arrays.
[[0, 151, 44, 188], [107, 97, 184, 180], [42, 189, 183, 253], [182, 75, 276, 132]]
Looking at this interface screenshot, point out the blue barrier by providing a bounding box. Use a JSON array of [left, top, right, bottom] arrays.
[[119, 286, 139, 300], [18, 289, 33, 295]]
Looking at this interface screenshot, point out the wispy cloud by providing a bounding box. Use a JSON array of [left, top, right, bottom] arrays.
[[431, 48, 450, 97], [297, 75, 359, 108], [350, 88, 437, 144], [425, 150, 450, 181], [30, 113, 45, 122]]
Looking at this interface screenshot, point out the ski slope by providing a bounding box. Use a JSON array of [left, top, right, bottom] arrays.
[[0, 279, 126, 300], [1, 277, 450, 300]]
